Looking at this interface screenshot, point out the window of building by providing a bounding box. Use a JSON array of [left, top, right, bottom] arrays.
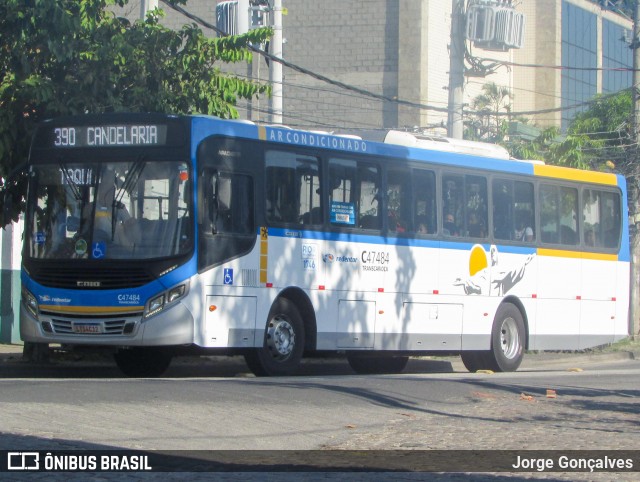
[[561, 1, 597, 130]]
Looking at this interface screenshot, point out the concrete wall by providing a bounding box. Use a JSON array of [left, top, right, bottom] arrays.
[[116, 0, 513, 134], [0, 220, 23, 344]]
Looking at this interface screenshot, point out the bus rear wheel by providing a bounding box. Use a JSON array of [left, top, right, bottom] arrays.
[[114, 347, 172, 377], [244, 298, 305, 377], [461, 303, 525, 373], [347, 355, 409, 374]]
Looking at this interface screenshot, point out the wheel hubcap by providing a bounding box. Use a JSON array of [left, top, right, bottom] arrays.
[[500, 316, 521, 360], [266, 315, 295, 359]]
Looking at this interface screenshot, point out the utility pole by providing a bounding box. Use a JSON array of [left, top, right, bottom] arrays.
[[447, 0, 466, 139], [139, 0, 158, 19], [631, 0, 640, 340], [269, 0, 283, 124]]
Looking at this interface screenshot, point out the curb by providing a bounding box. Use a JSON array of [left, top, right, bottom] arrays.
[[0, 344, 637, 370]]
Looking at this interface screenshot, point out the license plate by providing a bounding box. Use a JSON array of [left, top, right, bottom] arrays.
[[73, 323, 102, 334]]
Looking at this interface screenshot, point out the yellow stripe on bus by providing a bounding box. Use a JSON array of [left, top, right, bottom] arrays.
[[258, 125, 267, 141], [533, 164, 617, 185], [260, 226, 268, 284], [537, 248, 618, 261], [40, 305, 144, 314]]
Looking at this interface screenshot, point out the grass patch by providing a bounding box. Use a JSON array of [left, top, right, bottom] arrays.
[[594, 337, 640, 353]]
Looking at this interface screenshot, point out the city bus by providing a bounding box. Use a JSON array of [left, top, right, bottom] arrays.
[[19, 113, 630, 376]]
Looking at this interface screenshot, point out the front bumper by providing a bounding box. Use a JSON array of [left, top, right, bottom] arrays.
[[20, 301, 194, 347]]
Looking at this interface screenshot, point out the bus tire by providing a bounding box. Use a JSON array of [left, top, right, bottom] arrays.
[[461, 303, 525, 373], [347, 355, 409, 374], [490, 302, 525, 372], [244, 297, 305, 377], [460, 351, 485, 373], [114, 347, 172, 377]]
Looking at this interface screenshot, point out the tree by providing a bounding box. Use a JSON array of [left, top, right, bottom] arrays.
[[466, 82, 512, 143], [513, 90, 639, 339], [0, 0, 271, 223]]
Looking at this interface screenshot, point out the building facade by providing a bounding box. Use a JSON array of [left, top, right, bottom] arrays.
[[513, 0, 633, 130], [117, 0, 632, 134]]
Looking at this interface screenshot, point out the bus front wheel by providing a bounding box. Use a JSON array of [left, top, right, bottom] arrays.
[[244, 298, 305, 377], [114, 347, 172, 377], [461, 303, 525, 373]]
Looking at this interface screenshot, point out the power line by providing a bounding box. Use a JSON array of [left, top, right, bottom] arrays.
[[480, 58, 638, 72], [159, 0, 634, 120]]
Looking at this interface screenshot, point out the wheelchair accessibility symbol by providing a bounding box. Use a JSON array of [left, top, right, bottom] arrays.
[[224, 268, 233, 285], [92, 241, 106, 259]]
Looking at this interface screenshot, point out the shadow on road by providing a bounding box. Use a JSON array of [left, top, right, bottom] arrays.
[[0, 354, 454, 379]]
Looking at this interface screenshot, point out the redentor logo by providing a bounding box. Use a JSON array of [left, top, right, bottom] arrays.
[[7, 452, 39, 470]]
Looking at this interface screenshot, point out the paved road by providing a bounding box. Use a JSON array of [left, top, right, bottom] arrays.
[[1, 346, 638, 481]]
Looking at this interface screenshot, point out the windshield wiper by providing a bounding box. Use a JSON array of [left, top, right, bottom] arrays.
[[111, 155, 146, 238], [58, 160, 82, 201]]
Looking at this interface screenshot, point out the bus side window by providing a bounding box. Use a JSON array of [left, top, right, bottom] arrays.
[[465, 175, 487, 239], [583, 189, 621, 249], [442, 174, 463, 236], [540, 184, 577, 245], [329, 158, 380, 230], [412, 169, 436, 234], [560, 186, 578, 245], [357, 164, 380, 230], [493, 179, 535, 242], [266, 151, 320, 226], [211, 172, 253, 235], [387, 169, 411, 233], [493, 179, 513, 240]]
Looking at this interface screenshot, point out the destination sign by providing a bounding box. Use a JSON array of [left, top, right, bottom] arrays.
[[51, 124, 168, 148]]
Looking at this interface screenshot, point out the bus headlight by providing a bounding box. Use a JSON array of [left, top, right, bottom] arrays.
[[167, 284, 185, 303], [147, 294, 165, 317], [22, 287, 39, 318], [144, 282, 188, 319]]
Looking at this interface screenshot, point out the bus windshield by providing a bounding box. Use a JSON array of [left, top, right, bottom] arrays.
[[26, 160, 192, 260]]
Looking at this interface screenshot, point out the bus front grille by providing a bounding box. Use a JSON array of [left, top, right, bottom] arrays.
[[50, 319, 129, 335], [29, 265, 154, 289]]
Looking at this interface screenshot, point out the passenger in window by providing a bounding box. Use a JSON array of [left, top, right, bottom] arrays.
[[514, 213, 534, 242], [414, 215, 429, 234], [443, 213, 459, 236], [467, 213, 486, 238], [389, 212, 406, 233], [585, 229, 596, 247]]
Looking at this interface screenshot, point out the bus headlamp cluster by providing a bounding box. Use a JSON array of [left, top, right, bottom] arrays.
[[145, 283, 188, 319], [22, 287, 38, 318]]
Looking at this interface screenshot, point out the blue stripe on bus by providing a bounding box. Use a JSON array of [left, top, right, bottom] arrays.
[[265, 227, 538, 254], [22, 256, 197, 309]]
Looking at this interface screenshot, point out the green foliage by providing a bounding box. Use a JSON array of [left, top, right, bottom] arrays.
[[503, 90, 635, 175], [506, 125, 561, 162], [0, 0, 272, 223], [557, 91, 634, 173], [466, 82, 512, 143]]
